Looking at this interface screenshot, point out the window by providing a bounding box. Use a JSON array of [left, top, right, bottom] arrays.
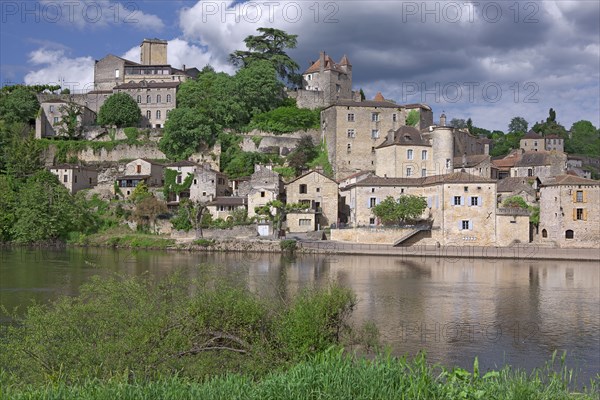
[[371, 129, 379, 139], [470, 196, 479, 206], [461, 220, 470, 230], [260, 191, 265, 198], [137, 95, 141, 103], [576, 190, 583, 202], [422, 150, 427, 160], [347, 143, 352, 153], [63, 174, 68, 183], [299, 219, 312, 226], [316, 187, 320, 193], [136, 165, 141, 173], [167, 94, 172, 103], [406, 167, 412, 176], [565, 230, 574, 239], [369, 198, 377, 208], [421, 168, 427, 177], [347, 113, 355, 122], [193, 179, 197, 185], [307, 74, 312, 81], [371, 113, 379, 122], [74, 175, 78, 183], [347, 129, 355, 138], [156, 110, 161, 120], [528, 168, 533, 177], [369, 217, 376, 225], [157, 95, 161, 103], [299, 184, 307, 194], [202, 191, 206, 196], [89, 177, 92, 184], [49, 105, 54, 112], [407, 149, 413, 160], [176, 175, 182, 184], [392, 113, 397, 122], [542, 229, 547, 238], [146, 95, 151, 103], [146, 110, 151, 120], [453, 196, 462, 205], [576, 208, 584, 220], [115, 69, 120, 78], [464, 186, 469, 192], [53, 117, 59, 124]]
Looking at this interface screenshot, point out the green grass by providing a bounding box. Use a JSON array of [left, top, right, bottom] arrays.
[[75, 227, 175, 249], [3, 350, 597, 399]]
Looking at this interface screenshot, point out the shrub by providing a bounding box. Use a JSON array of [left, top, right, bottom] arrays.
[[123, 127, 139, 143], [280, 239, 297, 252]]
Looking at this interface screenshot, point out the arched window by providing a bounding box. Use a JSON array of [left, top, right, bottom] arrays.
[[136, 95, 141, 103], [166, 94, 172, 103], [542, 229, 547, 238], [156, 110, 161, 120], [156, 95, 161, 103], [146, 110, 151, 120], [565, 230, 574, 239], [166, 110, 170, 117], [146, 95, 151, 103]]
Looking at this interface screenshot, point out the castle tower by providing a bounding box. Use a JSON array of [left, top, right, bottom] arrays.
[[140, 39, 168, 65], [428, 114, 454, 174], [439, 113, 447, 127], [339, 54, 352, 83]]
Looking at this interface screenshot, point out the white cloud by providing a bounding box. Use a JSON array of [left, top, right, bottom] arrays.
[[39, 0, 164, 31], [24, 48, 94, 91]]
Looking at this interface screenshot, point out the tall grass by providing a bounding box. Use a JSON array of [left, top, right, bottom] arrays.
[[3, 349, 597, 399]]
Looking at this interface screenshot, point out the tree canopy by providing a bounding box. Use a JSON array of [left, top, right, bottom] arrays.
[[371, 195, 428, 225], [0, 86, 40, 125], [565, 120, 600, 157], [97, 93, 141, 128], [508, 116, 528, 134], [159, 108, 219, 161]]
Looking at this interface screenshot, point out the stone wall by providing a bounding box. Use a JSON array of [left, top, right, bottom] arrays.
[[171, 225, 258, 240], [240, 129, 320, 154], [331, 227, 442, 245], [495, 210, 531, 246]]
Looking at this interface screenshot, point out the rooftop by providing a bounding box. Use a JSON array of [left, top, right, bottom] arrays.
[[377, 126, 431, 149], [543, 175, 600, 186]]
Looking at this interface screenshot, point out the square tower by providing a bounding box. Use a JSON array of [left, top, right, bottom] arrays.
[[140, 39, 168, 65]]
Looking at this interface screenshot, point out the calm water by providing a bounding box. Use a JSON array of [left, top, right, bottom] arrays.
[[1, 248, 599, 382]]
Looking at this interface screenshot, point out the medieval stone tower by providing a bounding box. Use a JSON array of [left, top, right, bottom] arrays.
[[425, 113, 454, 174], [140, 38, 168, 65]]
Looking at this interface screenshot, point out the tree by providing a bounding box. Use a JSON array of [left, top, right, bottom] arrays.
[[97, 93, 141, 127], [359, 89, 366, 101], [508, 116, 528, 134], [235, 60, 284, 117], [1, 123, 42, 180], [405, 110, 420, 127], [159, 108, 219, 161], [133, 195, 167, 233], [254, 200, 308, 236], [54, 101, 83, 139], [229, 28, 300, 85], [0, 86, 40, 124], [371, 195, 427, 225], [171, 199, 209, 236], [466, 118, 473, 134], [0, 176, 16, 242], [565, 120, 600, 157], [546, 108, 556, 123], [286, 135, 319, 175], [450, 118, 467, 129]]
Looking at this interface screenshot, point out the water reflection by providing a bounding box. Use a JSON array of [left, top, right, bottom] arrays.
[[1, 248, 598, 382]]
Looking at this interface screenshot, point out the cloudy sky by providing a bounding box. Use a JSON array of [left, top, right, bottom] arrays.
[[1, 0, 598, 131]]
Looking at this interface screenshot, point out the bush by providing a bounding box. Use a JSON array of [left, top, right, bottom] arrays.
[[194, 238, 215, 247], [280, 239, 297, 252], [248, 106, 320, 134], [123, 127, 139, 143]]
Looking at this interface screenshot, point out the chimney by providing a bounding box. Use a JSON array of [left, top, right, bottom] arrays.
[[182, 64, 186, 71], [440, 113, 447, 127], [319, 51, 325, 74], [387, 129, 395, 143]]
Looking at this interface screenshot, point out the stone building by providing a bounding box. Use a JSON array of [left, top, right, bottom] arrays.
[[116, 158, 165, 197], [113, 81, 178, 128], [511, 151, 567, 181], [188, 166, 231, 203], [496, 177, 539, 206], [49, 164, 98, 194], [375, 126, 433, 178], [544, 135, 564, 152], [520, 130, 544, 152], [285, 170, 339, 231], [238, 165, 285, 219], [539, 175, 599, 247], [453, 154, 497, 179], [338, 172, 519, 246], [206, 197, 247, 220], [164, 160, 200, 205], [36, 99, 96, 139]]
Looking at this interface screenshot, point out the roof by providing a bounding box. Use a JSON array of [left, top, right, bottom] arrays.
[[545, 134, 562, 139], [515, 152, 553, 167], [402, 103, 432, 111], [303, 53, 348, 74], [49, 164, 97, 171], [285, 169, 337, 185], [114, 81, 180, 89], [376, 126, 431, 149], [492, 151, 522, 168], [207, 197, 247, 206], [496, 177, 536, 193], [87, 90, 113, 94], [98, 54, 140, 66], [523, 130, 543, 139], [132, 158, 165, 166], [373, 92, 385, 102], [116, 174, 151, 180], [343, 172, 495, 189], [339, 54, 351, 66], [542, 175, 600, 187], [337, 170, 373, 183], [167, 160, 199, 167], [325, 99, 400, 109], [453, 154, 490, 168]]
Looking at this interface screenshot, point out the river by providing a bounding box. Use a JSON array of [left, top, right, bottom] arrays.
[[1, 247, 598, 383]]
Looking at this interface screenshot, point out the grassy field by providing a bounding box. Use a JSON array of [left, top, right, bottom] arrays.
[[3, 350, 597, 400]]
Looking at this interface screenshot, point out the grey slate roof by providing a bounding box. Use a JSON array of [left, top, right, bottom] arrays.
[[376, 126, 431, 149]]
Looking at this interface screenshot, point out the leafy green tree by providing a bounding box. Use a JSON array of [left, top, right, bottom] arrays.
[[450, 118, 467, 129], [502, 196, 528, 209], [54, 101, 83, 138], [0, 86, 40, 124], [405, 110, 420, 127], [508, 116, 528, 133], [547, 108, 556, 123], [565, 120, 600, 157], [229, 27, 300, 85], [371, 195, 427, 225], [248, 105, 319, 134], [97, 93, 141, 127], [359, 89, 366, 101], [286, 135, 319, 175], [12, 171, 88, 242], [235, 60, 284, 117], [466, 118, 473, 134], [159, 108, 219, 160], [129, 182, 151, 204], [0, 176, 16, 241], [133, 194, 167, 233], [1, 123, 42, 179]]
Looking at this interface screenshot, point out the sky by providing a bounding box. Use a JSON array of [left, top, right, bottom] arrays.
[[1, 0, 599, 132]]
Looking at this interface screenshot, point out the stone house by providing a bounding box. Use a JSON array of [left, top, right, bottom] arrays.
[[453, 154, 498, 179], [566, 155, 592, 179], [375, 126, 433, 178], [206, 197, 247, 220], [285, 170, 339, 231], [116, 158, 164, 197], [238, 165, 285, 219], [539, 175, 600, 248], [511, 151, 567, 181], [36, 99, 96, 139], [113, 81, 178, 128], [496, 177, 539, 206], [164, 160, 200, 205], [520, 130, 544, 152], [338, 172, 517, 246], [492, 149, 523, 179], [188, 166, 231, 203], [544, 135, 564, 152], [49, 164, 98, 194]]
